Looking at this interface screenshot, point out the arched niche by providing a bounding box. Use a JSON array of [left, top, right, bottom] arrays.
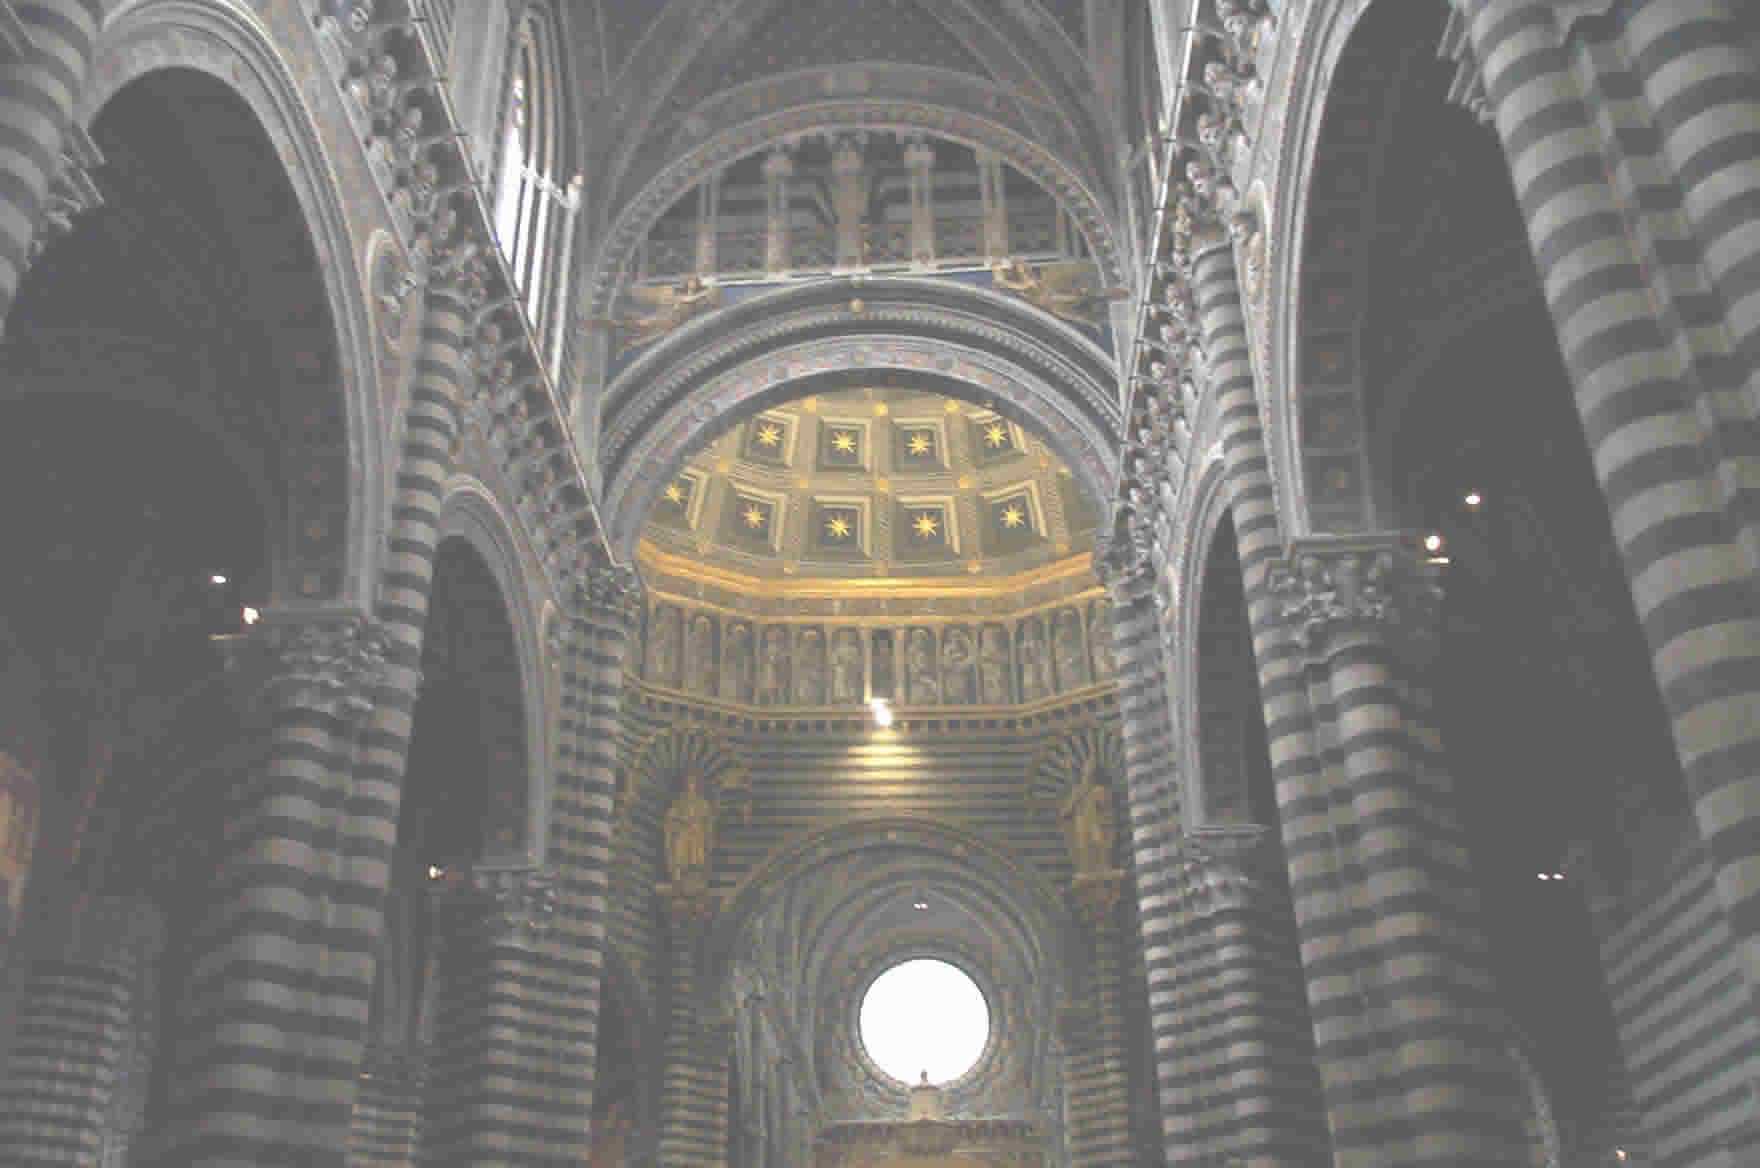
[[81, 6, 382, 607]]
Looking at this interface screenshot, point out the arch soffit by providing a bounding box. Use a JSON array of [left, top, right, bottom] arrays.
[[604, 333, 1118, 561], [437, 479, 552, 867], [1172, 459, 1237, 834], [88, 0, 383, 608], [709, 815, 1078, 986], [584, 93, 1126, 322], [1266, 0, 1388, 540]]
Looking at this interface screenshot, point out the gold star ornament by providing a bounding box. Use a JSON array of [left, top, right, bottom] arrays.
[[1000, 504, 1026, 529], [906, 433, 932, 457], [743, 504, 767, 529], [825, 514, 852, 540], [831, 430, 857, 453], [984, 422, 1009, 448], [913, 512, 941, 539], [756, 422, 782, 447], [664, 482, 686, 505]]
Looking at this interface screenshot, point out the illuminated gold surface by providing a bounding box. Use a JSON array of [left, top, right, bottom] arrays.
[[638, 539, 1096, 601]]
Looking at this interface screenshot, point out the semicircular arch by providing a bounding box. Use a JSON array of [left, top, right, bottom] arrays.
[[86, 0, 383, 606], [584, 92, 1126, 322]]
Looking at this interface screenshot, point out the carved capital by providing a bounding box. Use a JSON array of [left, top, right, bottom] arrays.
[[361, 1042, 429, 1091], [444, 865, 558, 948], [573, 562, 644, 631], [223, 614, 392, 721], [1170, 826, 1276, 917], [23, 125, 105, 277], [1269, 535, 1441, 665]]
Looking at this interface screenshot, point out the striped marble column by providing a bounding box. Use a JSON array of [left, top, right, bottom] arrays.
[[0, 0, 104, 325], [658, 890, 729, 1168], [418, 866, 558, 1164], [1098, 561, 1188, 1161], [1160, 828, 1324, 1166], [163, 614, 390, 1166], [1457, 0, 1760, 1033], [0, 895, 163, 1167], [349, 1046, 425, 1167], [1064, 873, 1133, 1168], [1187, 225, 1339, 1164], [1272, 538, 1518, 1166]]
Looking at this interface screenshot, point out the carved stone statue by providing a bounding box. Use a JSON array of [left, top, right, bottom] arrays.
[[795, 627, 826, 705], [722, 622, 753, 703], [647, 604, 682, 687], [941, 626, 975, 705], [1060, 756, 1115, 876], [0, 752, 39, 934], [1018, 618, 1050, 701], [906, 628, 938, 705], [1087, 598, 1116, 680], [872, 632, 895, 700], [1053, 608, 1087, 692], [758, 626, 790, 706], [991, 259, 1128, 328], [664, 772, 716, 889], [831, 629, 864, 705], [618, 276, 721, 354], [978, 624, 1012, 705], [686, 612, 717, 696]]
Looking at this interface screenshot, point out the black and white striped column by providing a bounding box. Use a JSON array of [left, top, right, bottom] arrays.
[[0, 0, 104, 325], [349, 1046, 425, 1167], [164, 615, 389, 1167], [1273, 538, 1519, 1165], [0, 895, 163, 1167], [1160, 828, 1324, 1165], [658, 891, 729, 1167], [418, 866, 558, 1164], [1457, 0, 1760, 1028], [1065, 873, 1133, 1167]]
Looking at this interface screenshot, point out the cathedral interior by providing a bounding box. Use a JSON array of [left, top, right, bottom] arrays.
[[0, 0, 1757, 1165]]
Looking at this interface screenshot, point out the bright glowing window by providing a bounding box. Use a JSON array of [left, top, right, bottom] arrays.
[[859, 958, 989, 1085]]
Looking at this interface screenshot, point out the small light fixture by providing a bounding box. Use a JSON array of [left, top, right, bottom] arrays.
[[912, 897, 929, 911], [1614, 1150, 1628, 1162], [870, 698, 894, 728], [242, 606, 261, 626], [209, 573, 229, 586], [1462, 491, 1482, 508], [1424, 532, 1444, 553], [428, 864, 445, 881]]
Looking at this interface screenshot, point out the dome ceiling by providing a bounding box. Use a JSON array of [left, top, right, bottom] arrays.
[[639, 385, 1100, 587]]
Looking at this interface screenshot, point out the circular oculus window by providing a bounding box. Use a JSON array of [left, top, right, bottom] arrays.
[[858, 958, 990, 1085]]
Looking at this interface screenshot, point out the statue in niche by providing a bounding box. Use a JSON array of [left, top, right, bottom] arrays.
[[871, 631, 895, 700], [757, 626, 790, 707], [978, 624, 1012, 705], [795, 627, 826, 705], [685, 612, 717, 696], [941, 626, 975, 705], [647, 604, 682, 687], [1060, 755, 1116, 876], [1017, 618, 1051, 701], [617, 275, 721, 354], [1088, 597, 1116, 680], [1053, 608, 1087, 692], [830, 629, 864, 705], [664, 771, 716, 889], [906, 628, 938, 705], [722, 621, 753, 703]]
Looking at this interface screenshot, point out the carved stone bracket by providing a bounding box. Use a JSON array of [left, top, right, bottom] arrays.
[[1170, 826, 1277, 917], [661, 880, 719, 926], [1268, 535, 1442, 667]]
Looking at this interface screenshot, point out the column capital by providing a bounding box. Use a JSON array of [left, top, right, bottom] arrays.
[[437, 864, 558, 949], [661, 880, 719, 926], [222, 612, 393, 721], [1170, 826, 1278, 917], [567, 561, 644, 633], [1269, 534, 1442, 665], [360, 1042, 429, 1091]]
